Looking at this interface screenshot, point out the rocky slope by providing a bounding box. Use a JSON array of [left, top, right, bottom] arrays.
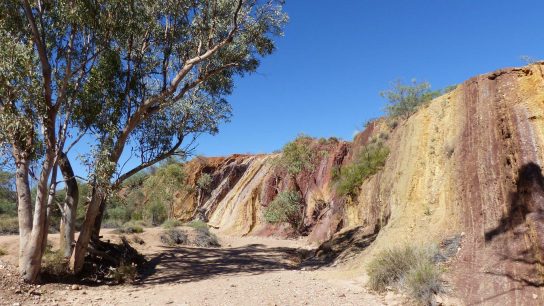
[[171, 63, 544, 305], [173, 139, 350, 241]]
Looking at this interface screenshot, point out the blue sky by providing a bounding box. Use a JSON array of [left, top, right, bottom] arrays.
[[192, 0, 544, 157], [65, 1, 544, 179]]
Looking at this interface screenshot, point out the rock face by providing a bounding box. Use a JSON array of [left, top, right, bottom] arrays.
[[172, 63, 544, 305], [173, 140, 350, 241]]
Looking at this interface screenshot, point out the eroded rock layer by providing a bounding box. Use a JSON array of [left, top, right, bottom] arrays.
[[172, 64, 544, 305]]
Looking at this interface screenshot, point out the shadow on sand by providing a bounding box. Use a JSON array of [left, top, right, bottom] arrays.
[[139, 244, 304, 285]]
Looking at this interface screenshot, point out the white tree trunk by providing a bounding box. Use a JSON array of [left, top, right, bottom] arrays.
[[70, 186, 105, 273], [18, 152, 54, 282], [13, 152, 32, 270], [58, 153, 79, 258]]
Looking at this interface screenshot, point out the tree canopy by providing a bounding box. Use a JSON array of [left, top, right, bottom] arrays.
[[0, 0, 287, 282], [381, 79, 441, 118]]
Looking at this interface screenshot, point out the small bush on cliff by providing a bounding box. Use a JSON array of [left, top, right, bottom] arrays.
[[367, 245, 443, 305], [336, 142, 389, 197], [381, 79, 441, 118], [274, 134, 316, 176], [197, 173, 213, 191], [264, 191, 302, 229]]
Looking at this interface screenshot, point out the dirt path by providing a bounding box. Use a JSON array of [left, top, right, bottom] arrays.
[[1, 229, 400, 306]]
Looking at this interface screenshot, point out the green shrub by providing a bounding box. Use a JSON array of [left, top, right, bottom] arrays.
[[367, 245, 443, 305], [160, 227, 220, 247], [367, 246, 419, 291], [381, 79, 441, 118], [185, 219, 208, 231], [42, 247, 68, 276], [0, 216, 19, 234], [160, 228, 188, 246], [192, 227, 220, 247], [102, 218, 124, 229], [143, 200, 168, 226], [106, 205, 130, 223], [116, 221, 144, 234], [143, 162, 188, 224], [405, 260, 443, 305], [162, 219, 183, 229], [0, 247, 6, 256], [197, 173, 213, 191], [274, 134, 316, 176], [0, 201, 17, 217], [336, 142, 389, 197], [263, 191, 302, 228]]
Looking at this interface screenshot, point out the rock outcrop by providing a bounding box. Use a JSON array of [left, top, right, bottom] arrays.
[[173, 140, 350, 241], [171, 63, 544, 305]]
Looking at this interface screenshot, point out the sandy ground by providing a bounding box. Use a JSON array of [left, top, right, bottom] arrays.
[[0, 228, 404, 306]]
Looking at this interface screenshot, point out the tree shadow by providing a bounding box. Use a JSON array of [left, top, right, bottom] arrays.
[[485, 162, 544, 241], [480, 162, 544, 298], [139, 244, 304, 285], [301, 226, 378, 269]]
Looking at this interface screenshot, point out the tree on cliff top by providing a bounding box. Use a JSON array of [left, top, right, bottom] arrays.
[[274, 134, 316, 176], [381, 79, 441, 118], [1, 0, 287, 282]]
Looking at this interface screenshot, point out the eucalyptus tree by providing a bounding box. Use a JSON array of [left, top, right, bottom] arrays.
[[68, 0, 288, 273], [0, 0, 287, 282], [1, 0, 287, 281], [0, 0, 114, 282]]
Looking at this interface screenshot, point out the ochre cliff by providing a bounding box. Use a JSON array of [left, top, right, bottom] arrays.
[[173, 140, 350, 241], [171, 64, 544, 305]]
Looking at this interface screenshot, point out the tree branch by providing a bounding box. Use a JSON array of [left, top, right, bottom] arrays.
[[20, 0, 53, 107], [112, 136, 185, 189], [109, 0, 243, 164], [64, 128, 88, 154]]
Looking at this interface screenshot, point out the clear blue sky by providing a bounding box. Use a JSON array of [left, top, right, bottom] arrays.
[[193, 0, 544, 157], [64, 1, 544, 180]]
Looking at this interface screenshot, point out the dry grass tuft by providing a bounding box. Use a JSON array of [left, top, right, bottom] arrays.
[[367, 245, 443, 305]]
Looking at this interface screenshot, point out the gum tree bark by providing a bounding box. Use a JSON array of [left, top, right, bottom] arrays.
[[13, 149, 32, 267], [18, 148, 54, 282], [58, 152, 79, 258]]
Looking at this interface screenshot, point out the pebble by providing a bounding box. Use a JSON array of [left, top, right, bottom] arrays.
[[71, 285, 81, 290]]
